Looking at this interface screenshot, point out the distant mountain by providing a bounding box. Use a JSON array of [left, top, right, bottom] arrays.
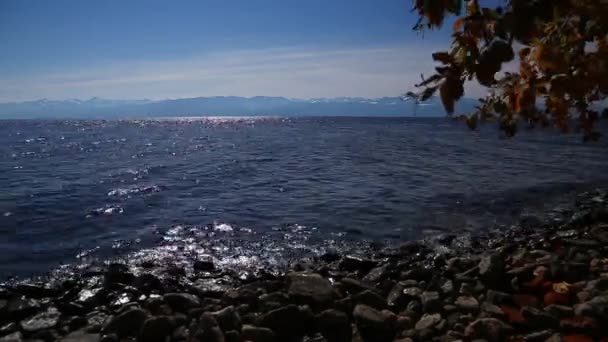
[[0, 96, 479, 119]]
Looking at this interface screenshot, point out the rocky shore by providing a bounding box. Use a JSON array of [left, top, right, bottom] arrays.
[[1, 190, 608, 342]]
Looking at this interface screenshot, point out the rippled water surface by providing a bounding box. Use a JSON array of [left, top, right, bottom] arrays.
[[1, 117, 607, 278]]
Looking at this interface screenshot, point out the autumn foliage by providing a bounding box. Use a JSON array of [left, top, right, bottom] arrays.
[[411, 0, 608, 140]]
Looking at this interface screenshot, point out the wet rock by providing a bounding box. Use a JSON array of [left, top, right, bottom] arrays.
[[102, 308, 149, 337], [339, 256, 376, 273], [260, 304, 308, 338], [86, 311, 109, 332], [464, 318, 513, 341], [104, 263, 134, 286], [544, 304, 573, 319], [194, 259, 215, 272], [480, 302, 504, 318], [20, 307, 60, 333], [420, 291, 441, 312], [352, 304, 395, 342], [522, 329, 555, 341], [574, 295, 608, 318], [59, 330, 100, 342], [340, 278, 374, 294], [0, 332, 22, 342], [163, 293, 200, 312], [5, 296, 40, 320], [521, 307, 558, 329], [316, 309, 351, 342], [224, 330, 240, 342], [353, 290, 386, 310], [478, 254, 505, 289], [195, 313, 225, 342], [68, 315, 88, 331], [100, 334, 118, 342], [0, 323, 18, 336], [211, 306, 242, 332], [455, 296, 479, 312], [486, 290, 510, 305], [286, 273, 333, 304], [241, 325, 275, 342], [14, 283, 58, 298], [134, 273, 163, 293], [440, 279, 454, 295], [138, 316, 174, 342], [415, 313, 442, 330], [386, 283, 421, 310], [57, 301, 87, 316], [362, 264, 390, 283]]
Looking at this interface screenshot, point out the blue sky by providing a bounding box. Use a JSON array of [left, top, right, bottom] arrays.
[[0, 0, 480, 101]]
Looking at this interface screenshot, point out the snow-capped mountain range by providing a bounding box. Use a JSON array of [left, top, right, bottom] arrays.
[[0, 96, 478, 119]]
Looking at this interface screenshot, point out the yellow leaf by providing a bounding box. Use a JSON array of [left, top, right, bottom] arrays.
[[553, 282, 571, 295]]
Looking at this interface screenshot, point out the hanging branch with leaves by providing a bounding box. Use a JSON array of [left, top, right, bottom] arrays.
[[411, 0, 608, 140]]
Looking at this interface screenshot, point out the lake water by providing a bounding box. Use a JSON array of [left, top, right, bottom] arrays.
[[1, 117, 607, 279]]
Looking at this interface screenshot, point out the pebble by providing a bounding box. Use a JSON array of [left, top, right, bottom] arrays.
[[415, 313, 442, 330], [455, 296, 479, 312], [286, 273, 333, 304]]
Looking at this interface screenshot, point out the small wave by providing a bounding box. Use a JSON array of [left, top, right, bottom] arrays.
[[213, 222, 234, 232], [87, 205, 124, 217], [107, 185, 161, 197]]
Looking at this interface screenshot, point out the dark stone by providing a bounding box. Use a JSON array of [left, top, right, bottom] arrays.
[[480, 302, 504, 318], [241, 325, 275, 342], [0, 323, 18, 336], [486, 290, 511, 305], [138, 316, 174, 342], [455, 296, 479, 312], [544, 304, 573, 319], [420, 291, 441, 312], [352, 304, 395, 342], [163, 293, 200, 312], [362, 264, 391, 283], [259, 292, 289, 311], [440, 279, 454, 295], [68, 315, 88, 331], [5, 296, 40, 320], [211, 306, 242, 332], [99, 334, 118, 342], [386, 283, 420, 310], [102, 308, 149, 337], [340, 278, 373, 294], [464, 318, 513, 341], [14, 283, 58, 299], [194, 259, 215, 272], [478, 254, 506, 289], [195, 313, 225, 342], [134, 273, 163, 293], [59, 330, 101, 342], [353, 290, 387, 310], [521, 307, 558, 329], [224, 330, 240, 342], [104, 263, 134, 286], [86, 311, 109, 332], [522, 329, 555, 342], [0, 332, 22, 342], [57, 302, 86, 316], [286, 273, 333, 305], [319, 251, 341, 263], [316, 309, 351, 342], [20, 308, 60, 333], [260, 304, 307, 338], [339, 256, 376, 273], [574, 295, 608, 319], [414, 313, 441, 330]]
